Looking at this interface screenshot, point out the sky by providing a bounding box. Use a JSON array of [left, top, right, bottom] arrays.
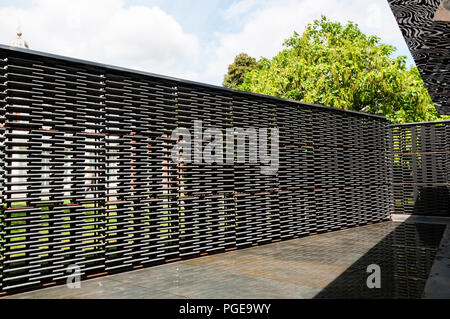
[[0, 0, 415, 85]]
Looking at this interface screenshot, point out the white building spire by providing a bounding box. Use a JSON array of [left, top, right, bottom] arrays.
[[11, 25, 29, 49]]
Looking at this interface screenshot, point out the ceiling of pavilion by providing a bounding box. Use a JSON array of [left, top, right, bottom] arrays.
[[387, 0, 450, 115]]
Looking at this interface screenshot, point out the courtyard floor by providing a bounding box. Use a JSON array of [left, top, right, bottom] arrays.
[[3, 218, 449, 299]]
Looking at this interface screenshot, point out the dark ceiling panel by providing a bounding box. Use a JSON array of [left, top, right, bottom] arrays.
[[387, 0, 450, 115]]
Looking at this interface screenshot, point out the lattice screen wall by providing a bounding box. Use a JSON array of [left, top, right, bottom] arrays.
[[0, 47, 391, 294], [389, 121, 450, 216]]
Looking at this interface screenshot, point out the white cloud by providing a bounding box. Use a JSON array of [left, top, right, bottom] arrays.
[[0, 0, 201, 80], [366, 3, 384, 31], [207, 0, 411, 84], [222, 0, 264, 20], [0, 0, 412, 85]]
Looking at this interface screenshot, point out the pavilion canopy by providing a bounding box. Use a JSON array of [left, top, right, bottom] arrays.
[[388, 0, 450, 115]]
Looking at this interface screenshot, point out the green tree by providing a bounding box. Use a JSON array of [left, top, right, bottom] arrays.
[[223, 53, 258, 89], [236, 16, 448, 123]]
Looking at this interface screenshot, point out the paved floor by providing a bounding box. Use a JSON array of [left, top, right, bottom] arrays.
[[2, 221, 446, 299]]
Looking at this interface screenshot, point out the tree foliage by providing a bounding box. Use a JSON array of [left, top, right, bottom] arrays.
[[223, 53, 258, 89], [232, 16, 448, 123]]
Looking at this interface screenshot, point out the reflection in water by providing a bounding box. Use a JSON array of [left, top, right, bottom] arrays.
[[315, 223, 446, 299]]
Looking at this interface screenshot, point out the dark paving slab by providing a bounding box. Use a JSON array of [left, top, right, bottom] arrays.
[[2, 221, 445, 299]]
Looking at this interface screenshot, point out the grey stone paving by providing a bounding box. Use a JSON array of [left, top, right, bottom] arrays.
[[2, 221, 445, 299]]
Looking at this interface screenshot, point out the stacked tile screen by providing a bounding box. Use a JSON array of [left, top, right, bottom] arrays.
[[390, 122, 450, 216], [0, 48, 390, 293]]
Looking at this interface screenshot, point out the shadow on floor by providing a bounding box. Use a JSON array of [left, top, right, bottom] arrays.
[[412, 185, 450, 217], [315, 184, 450, 299], [314, 221, 446, 298]]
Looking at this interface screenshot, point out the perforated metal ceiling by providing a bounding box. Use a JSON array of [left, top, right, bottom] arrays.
[[387, 0, 450, 115]]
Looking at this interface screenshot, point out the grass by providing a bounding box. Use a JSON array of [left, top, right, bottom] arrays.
[[0, 194, 236, 266]]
